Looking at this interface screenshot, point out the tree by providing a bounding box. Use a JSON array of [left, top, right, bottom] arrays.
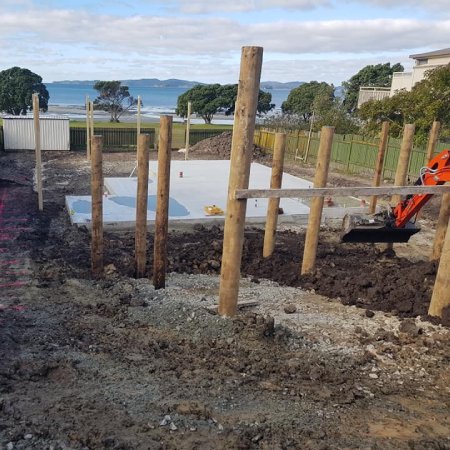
[[358, 63, 450, 144], [218, 84, 275, 116], [281, 82, 334, 121], [93, 81, 138, 122], [176, 84, 275, 124], [0, 67, 49, 115], [343, 62, 404, 112], [312, 92, 359, 135]]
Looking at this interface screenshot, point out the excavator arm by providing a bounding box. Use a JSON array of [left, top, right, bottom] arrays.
[[393, 150, 450, 227], [341, 149, 450, 243]]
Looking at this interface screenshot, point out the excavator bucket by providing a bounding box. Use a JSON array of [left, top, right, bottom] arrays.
[[341, 214, 421, 243]]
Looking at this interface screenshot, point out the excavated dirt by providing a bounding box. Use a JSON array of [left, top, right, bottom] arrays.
[[189, 132, 269, 161], [1, 150, 450, 449]]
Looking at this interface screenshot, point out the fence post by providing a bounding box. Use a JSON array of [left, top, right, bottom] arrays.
[[86, 96, 91, 159], [345, 137, 354, 173], [91, 135, 103, 278], [426, 121, 441, 163], [185, 101, 192, 160], [218, 46, 263, 318], [153, 116, 172, 289], [135, 134, 150, 278], [301, 126, 334, 275], [32, 94, 43, 212], [431, 193, 450, 261], [429, 215, 450, 318], [369, 121, 390, 214], [263, 132, 286, 257]]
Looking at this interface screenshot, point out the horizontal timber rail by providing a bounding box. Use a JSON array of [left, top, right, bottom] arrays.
[[235, 185, 450, 200]]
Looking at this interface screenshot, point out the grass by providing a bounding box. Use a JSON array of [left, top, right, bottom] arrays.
[[69, 121, 232, 148]]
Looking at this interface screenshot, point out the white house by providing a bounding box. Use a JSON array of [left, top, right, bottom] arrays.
[[357, 48, 450, 108]]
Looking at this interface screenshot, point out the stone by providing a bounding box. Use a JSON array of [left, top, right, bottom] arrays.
[[284, 304, 297, 314], [365, 309, 375, 318]]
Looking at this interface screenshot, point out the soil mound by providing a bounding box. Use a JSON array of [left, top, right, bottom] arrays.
[[189, 131, 268, 160]]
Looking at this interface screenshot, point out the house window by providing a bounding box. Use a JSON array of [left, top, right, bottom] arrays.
[[417, 59, 428, 65]]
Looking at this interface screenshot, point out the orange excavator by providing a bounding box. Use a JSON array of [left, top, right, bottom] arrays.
[[341, 149, 450, 243]]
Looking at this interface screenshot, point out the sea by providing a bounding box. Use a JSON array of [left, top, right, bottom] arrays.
[[46, 83, 290, 123]]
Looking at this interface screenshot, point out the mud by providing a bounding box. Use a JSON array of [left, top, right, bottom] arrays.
[[1, 150, 450, 449]]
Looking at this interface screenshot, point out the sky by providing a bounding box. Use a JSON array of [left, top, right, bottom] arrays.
[[0, 0, 449, 85]]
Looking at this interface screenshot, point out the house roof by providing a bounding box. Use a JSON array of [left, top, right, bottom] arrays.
[[409, 48, 450, 60]]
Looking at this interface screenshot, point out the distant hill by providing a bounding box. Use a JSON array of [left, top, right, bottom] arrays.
[[260, 81, 304, 90], [51, 78, 306, 89]]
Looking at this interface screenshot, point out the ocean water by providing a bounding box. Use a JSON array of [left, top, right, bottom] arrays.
[[46, 83, 290, 116]]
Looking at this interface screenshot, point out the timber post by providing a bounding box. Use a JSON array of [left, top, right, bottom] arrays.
[[263, 132, 287, 257], [426, 121, 441, 163], [387, 123, 415, 251], [431, 193, 450, 261], [32, 94, 43, 212], [153, 115, 172, 289], [135, 134, 150, 278], [429, 214, 450, 318], [369, 121, 389, 214], [185, 101, 192, 160], [86, 96, 91, 159], [218, 46, 263, 318], [300, 126, 334, 275], [91, 135, 104, 277]]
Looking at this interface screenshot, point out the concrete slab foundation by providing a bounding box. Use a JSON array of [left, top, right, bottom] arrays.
[[66, 160, 369, 230]]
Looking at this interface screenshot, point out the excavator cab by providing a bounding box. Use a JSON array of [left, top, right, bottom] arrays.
[[341, 149, 450, 244]]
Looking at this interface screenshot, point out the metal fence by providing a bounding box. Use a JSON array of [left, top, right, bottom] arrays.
[[254, 128, 449, 181], [70, 127, 156, 151]]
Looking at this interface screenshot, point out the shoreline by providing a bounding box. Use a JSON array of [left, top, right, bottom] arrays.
[[47, 104, 235, 125]]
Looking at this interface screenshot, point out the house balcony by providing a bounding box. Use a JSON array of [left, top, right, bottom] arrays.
[[357, 86, 391, 108]]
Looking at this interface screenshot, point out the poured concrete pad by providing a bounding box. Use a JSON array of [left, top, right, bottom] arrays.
[[66, 160, 369, 229], [66, 161, 311, 228]]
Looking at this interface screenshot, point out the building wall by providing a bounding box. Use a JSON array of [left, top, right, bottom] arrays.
[[3, 118, 70, 151], [390, 72, 413, 95]]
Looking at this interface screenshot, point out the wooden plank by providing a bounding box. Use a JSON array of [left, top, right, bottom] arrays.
[[235, 185, 450, 199]]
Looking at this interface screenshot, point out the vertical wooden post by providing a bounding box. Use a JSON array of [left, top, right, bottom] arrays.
[[431, 193, 450, 261], [429, 215, 450, 318], [392, 124, 415, 206], [304, 111, 315, 162], [137, 95, 141, 137], [386, 123, 415, 251], [86, 96, 91, 159], [153, 115, 172, 289], [369, 121, 390, 214], [91, 135, 103, 277], [425, 121, 440, 163], [90, 101, 94, 143], [185, 101, 192, 160], [32, 94, 43, 211], [135, 134, 150, 278], [301, 127, 334, 275], [263, 132, 286, 257], [218, 46, 263, 317]]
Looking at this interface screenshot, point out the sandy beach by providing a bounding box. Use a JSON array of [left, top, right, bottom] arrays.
[[47, 104, 234, 125]]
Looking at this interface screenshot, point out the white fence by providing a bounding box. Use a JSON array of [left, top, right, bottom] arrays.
[[3, 116, 70, 151]]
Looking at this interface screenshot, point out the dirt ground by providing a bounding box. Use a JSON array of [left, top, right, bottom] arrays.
[[1, 146, 450, 450]]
